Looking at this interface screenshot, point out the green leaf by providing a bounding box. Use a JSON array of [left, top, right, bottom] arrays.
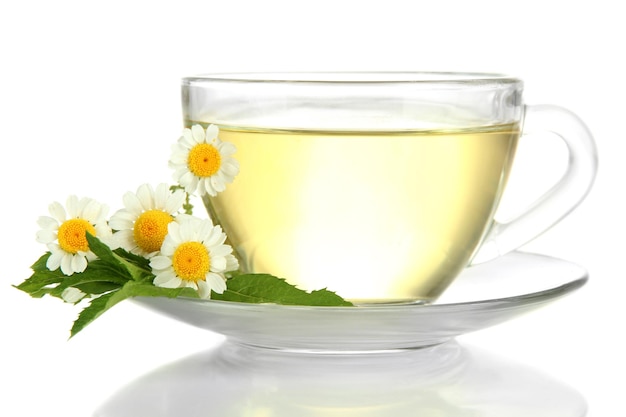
[[69, 281, 198, 337], [15, 268, 66, 297], [70, 290, 119, 338], [16, 252, 64, 297], [85, 233, 131, 278], [85, 233, 118, 263], [213, 274, 354, 306], [86, 233, 151, 281], [47, 260, 129, 298], [112, 247, 152, 281], [31, 252, 52, 272], [75, 281, 122, 295], [113, 247, 150, 270]]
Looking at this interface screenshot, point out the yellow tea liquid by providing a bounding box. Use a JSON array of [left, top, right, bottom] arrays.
[[195, 124, 519, 303]]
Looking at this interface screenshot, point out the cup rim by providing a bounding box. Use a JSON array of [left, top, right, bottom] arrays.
[[182, 71, 521, 85]]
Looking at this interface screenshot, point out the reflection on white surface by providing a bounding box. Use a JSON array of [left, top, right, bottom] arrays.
[[95, 341, 586, 417]]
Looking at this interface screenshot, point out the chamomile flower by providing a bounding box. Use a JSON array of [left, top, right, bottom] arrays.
[[169, 124, 239, 197], [109, 183, 186, 257], [149, 216, 239, 299], [36, 196, 112, 276]]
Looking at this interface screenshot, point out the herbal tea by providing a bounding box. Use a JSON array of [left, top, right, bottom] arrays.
[[198, 125, 519, 303]]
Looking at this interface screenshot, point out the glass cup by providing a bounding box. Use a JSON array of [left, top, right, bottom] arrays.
[[181, 72, 597, 304]]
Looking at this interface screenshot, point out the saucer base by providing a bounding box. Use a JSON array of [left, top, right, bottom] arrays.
[[134, 251, 587, 350]]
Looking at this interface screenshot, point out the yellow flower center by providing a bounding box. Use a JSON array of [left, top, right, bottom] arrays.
[[58, 219, 96, 254], [188, 143, 221, 177], [133, 210, 174, 253], [172, 241, 211, 282]]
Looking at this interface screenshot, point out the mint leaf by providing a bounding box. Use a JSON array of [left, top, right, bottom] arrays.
[[15, 268, 65, 298], [31, 252, 52, 272], [69, 273, 351, 337], [85, 233, 131, 279], [112, 247, 152, 281], [47, 260, 128, 298], [213, 274, 353, 306], [16, 249, 132, 299], [70, 289, 120, 338], [75, 281, 121, 295], [69, 281, 198, 337], [86, 233, 151, 281]]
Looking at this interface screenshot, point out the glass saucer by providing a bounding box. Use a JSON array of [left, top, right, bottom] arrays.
[[134, 251, 587, 350]]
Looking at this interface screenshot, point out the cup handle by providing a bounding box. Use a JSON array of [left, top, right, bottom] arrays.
[[470, 104, 598, 265]]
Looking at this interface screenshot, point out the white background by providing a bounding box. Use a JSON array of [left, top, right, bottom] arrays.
[[0, 0, 623, 416]]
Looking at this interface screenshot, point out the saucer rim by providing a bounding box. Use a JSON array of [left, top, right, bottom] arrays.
[[139, 251, 588, 313]]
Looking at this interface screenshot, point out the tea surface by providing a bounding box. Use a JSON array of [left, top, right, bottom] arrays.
[[194, 124, 519, 302]]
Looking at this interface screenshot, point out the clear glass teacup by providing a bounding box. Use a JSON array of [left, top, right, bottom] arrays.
[[181, 72, 597, 303]]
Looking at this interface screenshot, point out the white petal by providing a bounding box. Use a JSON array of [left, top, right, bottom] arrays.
[[112, 230, 135, 251], [46, 249, 63, 271], [76, 197, 91, 214], [202, 179, 217, 197], [160, 238, 176, 256], [167, 221, 183, 242], [95, 204, 110, 224], [183, 280, 199, 290], [154, 183, 170, 210], [178, 171, 197, 187], [218, 141, 237, 156], [165, 189, 186, 214], [60, 254, 74, 275], [169, 165, 185, 181], [196, 219, 213, 241], [149, 255, 173, 270], [185, 176, 200, 195], [206, 273, 227, 294], [221, 159, 240, 176], [209, 256, 227, 272], [210, 176, 226, 193], [170, 147, 189, 165], [196, 280, 211, 299], [136, 184, 155, 210], [36, 229, 57, 244], [95, 220, 113, 235], [81, 199, 102, 222], [211, 244, 232, 258], [93, 203, 109, 228], [206, 225, 226, 246], [48, 201, 66, 223], [206, 124, 219, 141], [225, 254, 239, 271], [153, 271, 181, 288], [71, 255, 88, 274], [61, 287, 86, 303], [37, 215, 58, 230], [101, 235, 120, 251], [109, 210, 135, 230], [181, 128, 195, 147], [178, 217, 198, 241], [173, 213, 195, 223], [65, 196, 79, 218], [84, 251, 98, 262], [191, 124, 206, 143], [122, 191, 144, 215], [80, 197, 101, 220]]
